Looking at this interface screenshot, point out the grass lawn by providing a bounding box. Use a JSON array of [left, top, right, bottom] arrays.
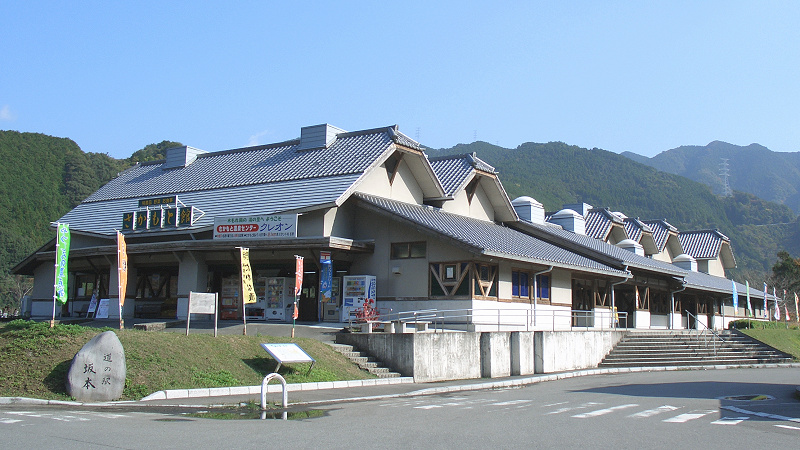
[[0, 320, 372, 401], [736, 321, 800, 360]]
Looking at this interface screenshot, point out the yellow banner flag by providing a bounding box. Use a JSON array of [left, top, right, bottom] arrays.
[[117, 231, 128, 307], [240, 247, 257, 304]]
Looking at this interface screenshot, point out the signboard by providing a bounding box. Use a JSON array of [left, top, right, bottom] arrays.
[[135, 211, 148, 230], [188, 292, 217, 314], [163, 208, 178, 227], [213, 214, 298, 240], [179, 206, 194, 226], [260, 343, 315, 374], [138, 196, 177, 208], [187, 292, 218, 337], [96, 299, 110, 319], [149, 209, 163, 229]]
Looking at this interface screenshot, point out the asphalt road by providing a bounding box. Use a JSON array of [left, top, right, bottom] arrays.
[[2, 368, 799, 449]]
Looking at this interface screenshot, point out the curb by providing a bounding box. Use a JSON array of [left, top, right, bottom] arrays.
[[3, 363, 798, 408], [139, 376, 415, 401]]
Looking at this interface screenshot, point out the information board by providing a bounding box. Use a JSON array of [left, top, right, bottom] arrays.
[[95, 299, 110, 319], [186, 292, 218, 337], [261, 343, 315, 374]]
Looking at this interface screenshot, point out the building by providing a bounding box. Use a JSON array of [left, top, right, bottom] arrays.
[[13, 123, 766, 330]]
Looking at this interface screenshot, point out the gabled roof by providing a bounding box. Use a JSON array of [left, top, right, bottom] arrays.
[[511, 220, 686, 278], [58, 125, 444, 236], [679, 229, 735, 265], [428, 153, 517, 222], [623, 218, 658, 255], [642, 219, 679, 252], [584, 208, 625, 241], [354, 193, 628, 277]]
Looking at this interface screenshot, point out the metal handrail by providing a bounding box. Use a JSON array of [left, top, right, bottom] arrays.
[[685, 311, 725, 356], [349, 307, 629, 332]]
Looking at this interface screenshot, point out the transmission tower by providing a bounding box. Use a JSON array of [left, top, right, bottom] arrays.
[[719, 158, 732, 197]]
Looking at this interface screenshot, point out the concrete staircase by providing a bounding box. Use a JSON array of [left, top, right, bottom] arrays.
[[599, 330, 793, 368], [329, 343, 402, 378]]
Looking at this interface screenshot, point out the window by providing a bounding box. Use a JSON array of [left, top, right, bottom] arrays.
[[391, 242, 426, 259], [536, 275, 550, 300], [512, 270, 530, 298]]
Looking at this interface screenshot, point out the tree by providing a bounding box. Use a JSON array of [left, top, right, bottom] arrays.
[[770, 250, 800, 294]]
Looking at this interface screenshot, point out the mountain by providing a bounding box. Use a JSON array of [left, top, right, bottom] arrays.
[[430, 141, 799, 279], [0, 131, 180, 309], [623, 141, 800, 213]]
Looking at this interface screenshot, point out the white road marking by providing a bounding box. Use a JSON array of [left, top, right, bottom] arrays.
[[663, 410, 716, 423], [414, 405, 443, 410], [711, 417, 749, 425], [775, 424, 800, 431], [628, 405, 680, 418], [545, 402, 603, 415], [491, 400, 534, 406], [542, 401, 569, 408], [572, 404, 639, 418], [1, 418, 23, 424], [722, 406, 800, 423]]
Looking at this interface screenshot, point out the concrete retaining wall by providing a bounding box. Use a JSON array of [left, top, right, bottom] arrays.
[[337, 330, 626, 382], [534, 331, 626, 373]]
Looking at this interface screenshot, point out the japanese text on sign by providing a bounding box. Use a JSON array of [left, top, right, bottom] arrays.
[[213, 214, 298, 240]]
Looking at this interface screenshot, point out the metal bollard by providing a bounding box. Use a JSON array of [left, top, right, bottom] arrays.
[[261, 372, 288, 411]]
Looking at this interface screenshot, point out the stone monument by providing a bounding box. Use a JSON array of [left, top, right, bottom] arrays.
[[66, 331, 126, 401]]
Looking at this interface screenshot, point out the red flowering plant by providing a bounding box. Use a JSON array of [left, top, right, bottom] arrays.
[[354, 298, 380, 329]]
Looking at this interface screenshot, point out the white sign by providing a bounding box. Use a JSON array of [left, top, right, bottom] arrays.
[[188, 292, 217, 314], [96, 299, 110, 319], [213, 214, 298, 240], [261, 343, 315, 374]]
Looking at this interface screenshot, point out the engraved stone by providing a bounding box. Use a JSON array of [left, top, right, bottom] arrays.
[[66, 331, 126, 401]]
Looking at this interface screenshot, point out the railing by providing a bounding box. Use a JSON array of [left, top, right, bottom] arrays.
[[685, 311, 725, 356], [349, 307, 628, 332]]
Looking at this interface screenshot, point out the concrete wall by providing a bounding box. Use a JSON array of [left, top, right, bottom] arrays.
[[337, 330, 624, 382], [534, 331, 626, 374]]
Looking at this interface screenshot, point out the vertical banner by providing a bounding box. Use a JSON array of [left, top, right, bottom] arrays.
[[795, 292, 799, 324], [731, 280, 738, 313], [240, 248, 256, 304], [117, 231, 128, 330], [764, 283, 769, 318], [294, 255, 304, 297], [55, 223, 71, 304], [745, 281, 752, 317], [774, 288, 780, 320]]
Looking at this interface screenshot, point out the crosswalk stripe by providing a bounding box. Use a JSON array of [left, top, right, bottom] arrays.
[[546, 402, 603, 415], [572, 404, 639, 418], [722, 406, 800, 423], [663, 410, 715, 423], [1, 418, 23, 424], [712, 417, 749, 425], [629, 405, 680, 418], [775, 424, 800, 431]]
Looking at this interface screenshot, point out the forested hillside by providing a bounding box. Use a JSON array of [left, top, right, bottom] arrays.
[[0, 131, 181, 309], [622, 141, 800, 213], [430, 141, 799, 279]]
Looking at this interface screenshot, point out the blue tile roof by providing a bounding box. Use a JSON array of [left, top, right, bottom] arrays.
[[643, 219, 678, 252], [84, 127, 401, 203], [429, 153, 497, 197], [584, 208, 623, 240], [679, 229, 730, 259], [354, 193, 628, 276], [514, 220, 686, 277], [623, 218, 652, 243]]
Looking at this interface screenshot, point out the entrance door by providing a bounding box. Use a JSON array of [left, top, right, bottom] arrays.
[[298, 272, 319, 322]]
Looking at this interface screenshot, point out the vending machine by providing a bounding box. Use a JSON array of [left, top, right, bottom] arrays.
[[265, 277, 295, 321], [341, 275, 376, 322]]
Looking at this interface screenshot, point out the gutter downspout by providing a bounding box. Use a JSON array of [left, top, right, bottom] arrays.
[[670, 279, 687, 330], [531, 266, 554, 329], [610, 266, 632, 329]]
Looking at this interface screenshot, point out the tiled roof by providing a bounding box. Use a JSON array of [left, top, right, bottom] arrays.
[[682, 270, 766, 299], [623, 218, 652, 243], [584, 208, 623, 240], [514, 220, 686, 277], [354, 193, 628, 276], [60, 174, 361, 236], [84, 127, 400, 203], [643, 219, 678, 251], [428, 153, 497, 197], [679, 229, 730, 259]]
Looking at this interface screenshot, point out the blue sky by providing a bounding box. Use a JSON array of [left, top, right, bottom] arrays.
[[2, 1, 799, 159]]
